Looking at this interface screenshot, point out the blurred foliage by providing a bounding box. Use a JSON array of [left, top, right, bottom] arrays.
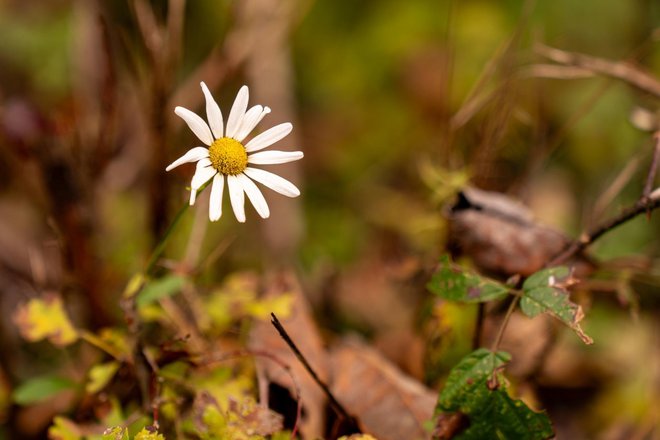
[[0, 0, 659, 439]]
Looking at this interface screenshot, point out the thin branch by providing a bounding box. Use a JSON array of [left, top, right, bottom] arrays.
[[642, 131, 660, 199], [270, 313, 359, 431], [491, 296, 520, 352], [548, 193, 660, 267], [536, 44, 660, 98]]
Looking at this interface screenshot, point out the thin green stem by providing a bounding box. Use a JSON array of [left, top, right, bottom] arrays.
[[491, 295, 520, 352], [144, 180, 212, 275], [145, 202, 189, 275]]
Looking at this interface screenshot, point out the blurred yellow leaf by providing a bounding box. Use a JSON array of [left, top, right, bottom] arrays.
[[245, 293, 293, 320], [134, 427, 165, 440], [86, 361, 120, 394], [102, 426, 129, 440], [48, 416, 82, 440], [13, 294, 78, 346]]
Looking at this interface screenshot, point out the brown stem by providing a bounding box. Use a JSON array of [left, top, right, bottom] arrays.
[[642, 131, 660, 199], [548, 194, 660, 267], [536, 44, 660, 98]]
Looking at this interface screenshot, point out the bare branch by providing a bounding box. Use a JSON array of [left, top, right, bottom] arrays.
[[536, 44, 660, 98]]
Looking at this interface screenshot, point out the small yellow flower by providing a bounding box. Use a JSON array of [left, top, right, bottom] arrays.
[[166, 83, 303, 222]]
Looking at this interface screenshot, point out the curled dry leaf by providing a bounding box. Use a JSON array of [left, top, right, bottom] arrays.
[[329, 338, 436, 440], [248, 271, 327, 439], [447, 187, 586, 278]]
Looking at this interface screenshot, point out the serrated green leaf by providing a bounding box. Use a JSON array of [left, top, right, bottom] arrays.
[[455, 389, 554, 440], [436, 350, 553, 440], [522, 266, 570, 291], [86, 361, 120, 394], [521, 268, 593, 345], [137, 275, 186, 307], [427, 256, 509, 303], [13, 375, 77, 405], [437, 348, 511, 411]]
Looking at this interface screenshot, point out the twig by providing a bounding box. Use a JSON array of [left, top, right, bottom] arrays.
[[642, 131, 660, 199], [270, 313, 359, 430], [548, 192, 660, 267], [536, 44, 660, 98]]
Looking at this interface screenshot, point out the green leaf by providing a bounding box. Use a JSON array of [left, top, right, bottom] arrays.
[[137, 275, 186, 307], [13, 294, 78, 346], [521, 267, 593, 345], [427, 256, 509, 303], [86, 361, 120, 394], [456, 389, 554, 440], [435, 349, 553, 440], [13, 375, 77, 405], [437, 348, 510, 411]]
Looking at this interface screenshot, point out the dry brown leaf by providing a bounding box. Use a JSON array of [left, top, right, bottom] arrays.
[[248, 270, 327, 439], [448, 187, 595, 278], [329, 338, 436, 440]]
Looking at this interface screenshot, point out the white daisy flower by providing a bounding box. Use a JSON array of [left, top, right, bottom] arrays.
[[166, 83, 303, 222]]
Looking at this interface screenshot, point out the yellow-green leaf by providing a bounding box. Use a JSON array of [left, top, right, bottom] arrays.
[[13, 294, 78, 346], [245, 293, 293, 320], [134, 427, 165, 440], [86, 361, 120, 394], [48, 416, 82, 440], [102, 426, 129, 440]]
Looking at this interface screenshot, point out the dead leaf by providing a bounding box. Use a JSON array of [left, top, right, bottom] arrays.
[[13, 293, 78, 346], [329, 338, 436, 440], [448, 187, 589, 277], [248, 271, 327, 439]]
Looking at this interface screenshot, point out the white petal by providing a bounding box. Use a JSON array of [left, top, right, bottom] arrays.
[[227, 174, 246, 223], [189, 188, 197, 205], [191, 158, 216, 190], [236, 106, 271, 142], [248, 150, 304, 165], [235, 105, 263, 142], [201, 82, 224, 139], [238, 174, 270, 219], [244, 122, 292, 153], [209, 173, 224, 221], [165, 146, 209, 171], [226, 85, 249, 139], [243, 167, 300, 197], [175, 106, 214, 146]]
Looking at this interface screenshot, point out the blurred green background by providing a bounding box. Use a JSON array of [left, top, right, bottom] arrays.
[[1, 0, 659, 439]]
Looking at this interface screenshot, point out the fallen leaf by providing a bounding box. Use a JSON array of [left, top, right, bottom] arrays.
[[329, 338, 436, 440], [447, 187, 578, 277], [248, 271, 328, 439]]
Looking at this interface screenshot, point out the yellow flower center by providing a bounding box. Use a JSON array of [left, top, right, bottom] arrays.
[[208, 137, 248, 175]]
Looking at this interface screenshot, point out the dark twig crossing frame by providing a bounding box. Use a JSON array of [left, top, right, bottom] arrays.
[[270, 313, 360, 433]]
